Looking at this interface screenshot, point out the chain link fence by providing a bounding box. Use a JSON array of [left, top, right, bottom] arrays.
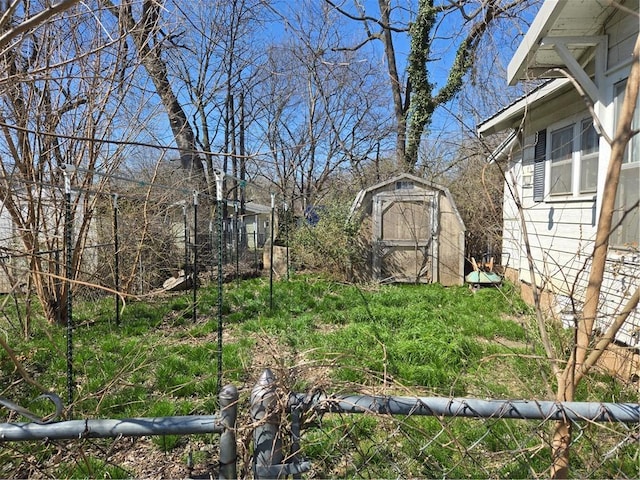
[[1, 369, 638, 479]]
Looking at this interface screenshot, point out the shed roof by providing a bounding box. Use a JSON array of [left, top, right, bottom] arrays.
[[243, 201, 271, 215], [349, 173, 465, 231]]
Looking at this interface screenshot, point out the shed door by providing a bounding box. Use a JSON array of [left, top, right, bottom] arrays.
[[372, 193, 438, 283]]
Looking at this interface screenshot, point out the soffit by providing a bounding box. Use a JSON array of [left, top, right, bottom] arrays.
[[508, 0, 612, 84]]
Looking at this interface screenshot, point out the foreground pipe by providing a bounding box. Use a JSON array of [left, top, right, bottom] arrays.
[[219, 384, 238, 480], [251, 369, 311, 479], [0, 415, 223, 442], [288, 393, 640, 423], [251, 368, 282, 478]]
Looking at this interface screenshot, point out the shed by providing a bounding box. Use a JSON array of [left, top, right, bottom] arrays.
[[350, 174, 465, 286]]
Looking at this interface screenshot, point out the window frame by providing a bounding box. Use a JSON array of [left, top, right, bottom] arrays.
[[395, 180, 414, 190], [549, 123, 574, 196], [544, 115, 600, 200], [610, 78, 639, 250], [579, 118, 599, 194]]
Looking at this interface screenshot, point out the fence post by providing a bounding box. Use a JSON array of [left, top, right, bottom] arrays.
[[192, 191, 198, 323], [251, 368, 282, 479], [251, 369, 311, 479], [218, 384, 238, 480], [62, 166, 74, 411], [183, 204, 189, 279], [269, 193, 275, 310], [215, 171, 225, 392], [113, 193, 120, 326], [290, 402, 302, 480]]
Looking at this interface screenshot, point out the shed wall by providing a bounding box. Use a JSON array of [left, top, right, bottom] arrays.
[[438, 193, 465, 286], [352, 177, 465, 286]]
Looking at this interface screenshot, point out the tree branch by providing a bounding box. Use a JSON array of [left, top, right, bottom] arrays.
[[0, 0, 80, 52], [324, 0, 408, 33], [576, 286, 639, 385]]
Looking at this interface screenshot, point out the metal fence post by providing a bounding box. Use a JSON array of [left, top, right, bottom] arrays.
[[219, 384, 238, 480], [215, 171, 225, 392], [289, 403, 302, 480], [62, 166, 74, 411], [251, 368, 282, 479], [269, 193, 275, 310], [251, 369, 311, 479], [113, 193, 120, 326], [192, 191, 198, 323], [183, 204, 189, 279]]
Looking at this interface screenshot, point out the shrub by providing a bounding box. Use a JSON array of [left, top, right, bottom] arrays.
[[292, 202, 363, 281]]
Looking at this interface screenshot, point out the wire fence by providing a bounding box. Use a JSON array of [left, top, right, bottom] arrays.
[[0, 369, 638, 479], [283, 381, 640, 479]]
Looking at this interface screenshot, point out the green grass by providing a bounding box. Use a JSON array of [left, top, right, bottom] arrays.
[[225, 280, 530, 394], [0, 274, 636, 479]]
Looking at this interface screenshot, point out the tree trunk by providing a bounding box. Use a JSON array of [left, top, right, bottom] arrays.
[[108, 1, 204, 177], [551, 420, 572, 479], [551, 32, 640, 478], [377, 0, 407, 167]]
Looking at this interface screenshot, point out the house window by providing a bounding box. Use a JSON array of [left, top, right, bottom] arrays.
[[549, 124, 574, 195], [537, 118, 600, 199], [611, 79, 639, 250], [579, 119, 599, 193]]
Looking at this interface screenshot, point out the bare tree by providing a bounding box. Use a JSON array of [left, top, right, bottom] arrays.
[[252, 1, 391, 212], [0, 0, 80, 52], [102, 0, 204, 181], [326, 0, 536, 171], [446, 138, 504, 261], [0, 1, 139, 326]]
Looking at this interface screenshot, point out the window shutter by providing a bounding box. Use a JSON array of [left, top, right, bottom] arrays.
[[533, 129, 546, 202]]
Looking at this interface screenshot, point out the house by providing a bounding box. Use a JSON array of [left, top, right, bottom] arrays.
[[240, 201, 271, 249], [477, 0, 639, 348], [349, 173, 465, 286], [218, 201, 272, 251], [0, 183, 104, 296], [0, 204, 22, 293]]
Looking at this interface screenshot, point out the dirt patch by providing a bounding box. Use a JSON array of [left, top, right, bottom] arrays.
[[475, 333, 531, 352]]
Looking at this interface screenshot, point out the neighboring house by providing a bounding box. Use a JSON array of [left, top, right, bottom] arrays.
[[349, 173, 465, 286], [219, 201, 272, 250], [0, 185, 99, 294], [240, 201, 271, 249], [0, 204, 21, 293], [478, 0, 639, 347]]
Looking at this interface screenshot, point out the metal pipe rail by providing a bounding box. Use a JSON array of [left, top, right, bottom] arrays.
[[0, 415, 223, 442], [0, 385, 238, 479], [289, 393, 640, 423]]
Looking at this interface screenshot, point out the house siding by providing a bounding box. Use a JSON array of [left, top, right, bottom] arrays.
[[484, 0, 639, 349], [502, 43, 639, 347], [0, 208, 17, 293]]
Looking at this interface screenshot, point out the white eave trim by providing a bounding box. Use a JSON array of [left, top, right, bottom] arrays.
[[486, 131, 519, 164], [477, 78, 570, 136], [507, 0, 563, 85]]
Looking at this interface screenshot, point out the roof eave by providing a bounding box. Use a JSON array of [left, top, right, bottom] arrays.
[[507, 0, 563, 85], [478, 78, 571, 136]]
